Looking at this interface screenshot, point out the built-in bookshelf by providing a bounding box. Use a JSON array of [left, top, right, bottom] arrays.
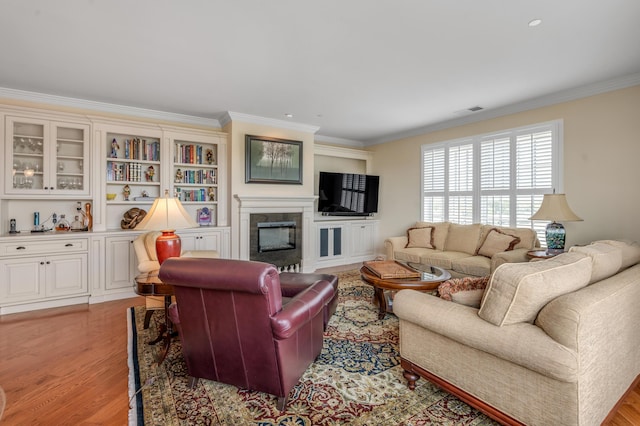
[[172, 138, 220, 225], [106, 133, 161, 204]]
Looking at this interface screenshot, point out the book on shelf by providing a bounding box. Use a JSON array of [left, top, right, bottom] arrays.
[[363, 260, 421, 279]]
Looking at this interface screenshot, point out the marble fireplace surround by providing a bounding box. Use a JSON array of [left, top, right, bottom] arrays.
[[235, 195, 317, 273]]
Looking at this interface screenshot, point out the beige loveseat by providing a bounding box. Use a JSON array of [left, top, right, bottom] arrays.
[[394, 240, 640, 426], [385, 222, 540, 278]]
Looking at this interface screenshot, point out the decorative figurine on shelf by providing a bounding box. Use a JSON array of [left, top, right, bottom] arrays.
[[111, 138, 120, 158], [123, 184, 131, 201], [140, 190, 149, 198], [197, 207, 212, 226], [70, 215, 84, 231], [145, 165, 155, 182], [208, 187, 215, 201], [175, 168, 183, 183], [206, 149, 214, 164]]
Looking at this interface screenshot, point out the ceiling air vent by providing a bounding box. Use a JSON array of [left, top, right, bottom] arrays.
[[468, 106, 484, 112]]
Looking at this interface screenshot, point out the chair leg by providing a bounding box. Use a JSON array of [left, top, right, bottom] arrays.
[[143, 310, 154, 329], [276, 395, 288, 411]]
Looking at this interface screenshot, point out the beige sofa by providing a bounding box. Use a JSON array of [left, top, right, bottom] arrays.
[[385, 222, 540, 278], [394, 240, 640, 426]]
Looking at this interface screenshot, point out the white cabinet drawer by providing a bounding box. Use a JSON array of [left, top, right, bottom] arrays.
[[0, 238, 89, 256]]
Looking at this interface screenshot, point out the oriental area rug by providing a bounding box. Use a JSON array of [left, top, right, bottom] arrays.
[[127, 270, 499, 425]]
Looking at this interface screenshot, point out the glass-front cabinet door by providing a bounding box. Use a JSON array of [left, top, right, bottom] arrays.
[[5, 116, 90, 196]]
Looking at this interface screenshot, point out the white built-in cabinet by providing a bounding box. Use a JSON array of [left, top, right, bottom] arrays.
[[0, 104, 230, 314], [315, 219, 378, 268], [0, 237, 89, 315], [4, 116, 90, 196], [178, 228, 231, 258], [105, 234, 139, 292]]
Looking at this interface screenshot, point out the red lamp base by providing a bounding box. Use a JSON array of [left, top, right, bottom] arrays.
[[156, 230, 181, 265]]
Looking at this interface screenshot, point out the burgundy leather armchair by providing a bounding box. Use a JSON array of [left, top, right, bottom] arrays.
[[158, 258, 336, 410]]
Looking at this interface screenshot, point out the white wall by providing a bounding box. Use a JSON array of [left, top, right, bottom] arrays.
[[370, 84, 640, 251]]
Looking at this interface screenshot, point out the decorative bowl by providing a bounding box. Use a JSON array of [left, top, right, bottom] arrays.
[[106, 193, 117, 201]]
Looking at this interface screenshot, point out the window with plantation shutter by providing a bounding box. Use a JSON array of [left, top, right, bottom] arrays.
[[421, 120, 562, 245]]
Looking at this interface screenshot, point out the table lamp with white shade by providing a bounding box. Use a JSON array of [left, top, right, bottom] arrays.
[[529, 192, 583, 254], [135, 190, 197, 264]]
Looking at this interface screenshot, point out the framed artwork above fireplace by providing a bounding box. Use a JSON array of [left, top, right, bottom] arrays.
[[245, 135, 303, 184]]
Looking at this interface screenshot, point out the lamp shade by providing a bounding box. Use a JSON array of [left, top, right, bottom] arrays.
[[135, 191, 197, 264], [529, 194, 582, 222], [136, 191, 197, 232]]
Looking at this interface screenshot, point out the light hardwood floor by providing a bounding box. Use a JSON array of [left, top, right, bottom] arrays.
[[0, 289, 638, 424]]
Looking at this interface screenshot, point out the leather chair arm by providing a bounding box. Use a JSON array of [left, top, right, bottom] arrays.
[[279, 272, 337, 297], [271, 280, 334, 340]]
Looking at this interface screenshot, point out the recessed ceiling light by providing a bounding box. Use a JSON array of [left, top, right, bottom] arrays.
[[528, 19, 542, 27], [284, 113, 293, 118]]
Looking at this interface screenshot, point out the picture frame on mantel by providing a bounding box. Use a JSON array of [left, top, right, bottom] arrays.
[[245, 135, 303, 184]]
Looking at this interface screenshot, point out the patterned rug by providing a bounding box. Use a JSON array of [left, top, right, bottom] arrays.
[[127, 270, 499, 425]]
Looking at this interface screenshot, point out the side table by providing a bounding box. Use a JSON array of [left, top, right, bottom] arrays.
[[134, 271, 175, 364], [526, 250, 563, 260]]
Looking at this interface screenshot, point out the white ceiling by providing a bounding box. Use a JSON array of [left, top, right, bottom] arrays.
[[1, 1, 640, 145]]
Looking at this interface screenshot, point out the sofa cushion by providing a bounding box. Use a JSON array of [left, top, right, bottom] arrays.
[[595, 240, 640, 270], [478, 252, 592, 326], [394, 247, 435, 264], [569, 242, 622, 283], [476, 228, 521, 258], [415, 221, 450, 250], [444, 223, 482, 255], [405, 226, 434, 249], [451, 289, 485, 308], [420, 251, 471, 270], [450, 255, 491, 277]]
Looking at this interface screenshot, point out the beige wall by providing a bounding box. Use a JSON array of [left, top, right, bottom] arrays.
[[370, 84, 640, 251], [224, 119, 316, 258]]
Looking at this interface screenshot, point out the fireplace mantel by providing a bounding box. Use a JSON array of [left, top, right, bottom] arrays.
[[235, 195, 317, 272]]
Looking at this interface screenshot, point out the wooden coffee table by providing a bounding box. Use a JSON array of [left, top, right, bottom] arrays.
[[360, 262, 451, 319]]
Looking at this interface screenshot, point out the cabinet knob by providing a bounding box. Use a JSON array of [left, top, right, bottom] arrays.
[[46, 261, 50, 264], [40, 261, 45, 265]]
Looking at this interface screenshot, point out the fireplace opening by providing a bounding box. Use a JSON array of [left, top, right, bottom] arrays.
[[257, 221, 296, 252]]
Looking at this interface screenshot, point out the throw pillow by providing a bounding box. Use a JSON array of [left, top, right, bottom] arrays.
[[438, 276, 490, 307], [476, 228, 521, 258], [405, 226, 434, 249], [478, 252, 592, 326], [414, 221, 449, 250]]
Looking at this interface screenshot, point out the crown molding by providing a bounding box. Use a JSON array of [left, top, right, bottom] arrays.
[[366, 72, 640, 145], [0, 87, 221, 128], [314, 134, 365, 148], [221, 111, 320, 134]]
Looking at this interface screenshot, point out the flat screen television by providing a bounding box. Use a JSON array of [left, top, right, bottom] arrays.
[[318, 171, 380, 216]]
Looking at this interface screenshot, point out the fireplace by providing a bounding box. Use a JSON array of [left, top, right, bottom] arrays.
[[257, 221, 296, 252], [250, 213, 302, 270], [235, 195, 317, 273]]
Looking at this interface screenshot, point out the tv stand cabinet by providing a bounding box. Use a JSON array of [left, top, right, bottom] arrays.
[[314, 218, 379, 268]]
